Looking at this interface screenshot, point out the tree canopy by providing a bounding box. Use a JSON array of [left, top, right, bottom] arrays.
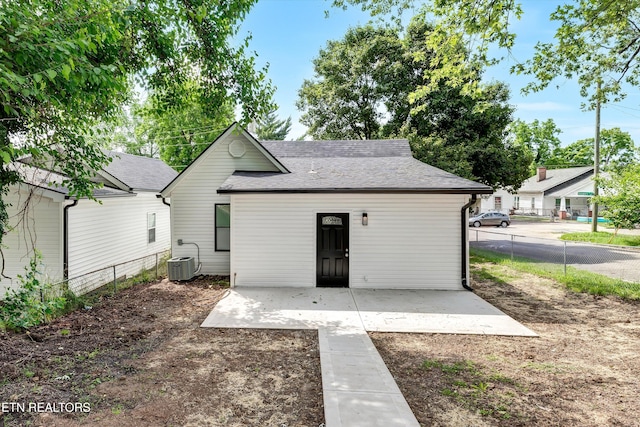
[[509, 119, 563, 172], [548, 128, 638, 171], [255, 109, 292, 140], [297, 18, 531, 190], [297, 26, 400, 140], [595, 164, 640, 234], [0, 0, 273, 243], [333, 0, 640, 108], [134, 88, 235, 171]]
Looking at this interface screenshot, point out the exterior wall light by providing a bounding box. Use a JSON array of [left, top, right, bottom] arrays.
[[362, 212, 368, 226]]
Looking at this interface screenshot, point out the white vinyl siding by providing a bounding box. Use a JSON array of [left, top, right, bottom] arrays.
[[167, 134, 280, 274], [67, 192, 170, 280], [0, 186, 63, 295], [230, 193, 468, 290]]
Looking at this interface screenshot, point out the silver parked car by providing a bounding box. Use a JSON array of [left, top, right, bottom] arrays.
[[469, 212, 511, 228]]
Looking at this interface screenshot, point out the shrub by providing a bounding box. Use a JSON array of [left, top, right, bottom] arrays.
[[0, 251, 66, 331]]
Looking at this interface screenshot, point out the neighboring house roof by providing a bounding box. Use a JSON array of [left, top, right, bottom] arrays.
[[517, 166, 594, 194], [546, 171, 604, 198], [14, 151, 176, 199], [100, 151, 177, 192]]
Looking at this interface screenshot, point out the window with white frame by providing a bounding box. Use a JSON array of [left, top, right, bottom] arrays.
[[514, 196, 520, 209], [531, 197, 535, 209], [215, 204, 230, 251], [147, 213, 156, 244]]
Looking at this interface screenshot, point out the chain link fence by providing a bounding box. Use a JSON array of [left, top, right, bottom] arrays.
[[469, 229, 640, 284], [51, 250, 170, 298]]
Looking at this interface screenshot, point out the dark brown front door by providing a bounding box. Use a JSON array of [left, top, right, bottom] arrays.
[[316, 213, 349, 287]]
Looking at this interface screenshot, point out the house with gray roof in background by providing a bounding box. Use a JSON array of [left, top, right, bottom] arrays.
[[161, 123, 492, 290], [1, 152, 177, 297], [480, 166, 596, 218]]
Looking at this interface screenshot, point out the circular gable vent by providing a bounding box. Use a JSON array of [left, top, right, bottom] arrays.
[[228, 140, 246, 158]]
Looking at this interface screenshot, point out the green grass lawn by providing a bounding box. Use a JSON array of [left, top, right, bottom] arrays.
[[560, 231, 640, 247], [470, 248, 640, 300]]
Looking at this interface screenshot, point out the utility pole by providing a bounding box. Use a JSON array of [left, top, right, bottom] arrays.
[[591, 80, 601, 232]]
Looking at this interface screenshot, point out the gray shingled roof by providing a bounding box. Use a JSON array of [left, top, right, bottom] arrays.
[[518, 167, 594, 194], [260, 139, 413, 158], [220, 138, 491, 193], [12, 162, 134, 198], [103, 151, 177, 191]]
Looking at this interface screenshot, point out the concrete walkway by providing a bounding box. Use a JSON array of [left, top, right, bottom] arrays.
[[201, 288, 536, 426], [319, 327, 419, 426]]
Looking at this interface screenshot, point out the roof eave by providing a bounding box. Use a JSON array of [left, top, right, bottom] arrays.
[[217, 187, 493, 195]]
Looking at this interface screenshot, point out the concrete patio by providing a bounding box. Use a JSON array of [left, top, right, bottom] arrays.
[[201, 287, 537, 336], [200, 288, 537, 426]]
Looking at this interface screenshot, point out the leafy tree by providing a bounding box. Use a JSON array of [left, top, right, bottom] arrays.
[[297, 18, 531, 189], [0, 0, 273, 248], [297, 26, 400, 139], [334, 1, 640, 108], [256, 109, 293, 140], [136, 88, 235, 171], [509, 119, 563, 171], [549, 128, 638, 170], [594, 165, 640, 236]]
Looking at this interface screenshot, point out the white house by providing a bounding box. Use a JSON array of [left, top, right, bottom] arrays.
[[481, 166, 595, 219], [160, 123, 492, 290], [1, 152, 177, 296]]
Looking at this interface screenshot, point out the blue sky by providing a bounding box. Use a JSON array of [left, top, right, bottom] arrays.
[[238, 0, 640, 145]]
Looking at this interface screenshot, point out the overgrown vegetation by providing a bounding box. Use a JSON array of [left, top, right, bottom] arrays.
[[0, 252, 66, 331], [1, 254, 172, 332], [470, 248, 640, 300], [560, 232, 640, 247]]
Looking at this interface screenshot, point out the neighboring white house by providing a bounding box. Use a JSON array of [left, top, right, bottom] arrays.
[[1, 152, 177, 296], [160, 123, 492, 290], [481, 166, 595, 219]]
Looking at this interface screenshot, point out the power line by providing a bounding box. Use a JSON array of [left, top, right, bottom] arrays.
[[610, 105, 640, 120]]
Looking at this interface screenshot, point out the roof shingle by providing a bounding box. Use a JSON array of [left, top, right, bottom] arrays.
[[103, 151, 177, 191], [219, 156, 491, 194]]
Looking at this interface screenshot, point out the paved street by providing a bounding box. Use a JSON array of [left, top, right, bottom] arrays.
[[469, 221, 640, 283]]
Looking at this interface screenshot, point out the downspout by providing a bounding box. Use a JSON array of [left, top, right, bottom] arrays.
[[63, 199, 79, 280], [156, 194, 170, 207], [461, 194, 477, 291]]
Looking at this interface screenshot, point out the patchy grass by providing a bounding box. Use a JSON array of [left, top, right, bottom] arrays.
[[420, 358, 523, 421], [560, 231, 640, 247], [470, 248, 640, 300]]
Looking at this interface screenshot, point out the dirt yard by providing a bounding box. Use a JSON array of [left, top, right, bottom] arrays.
[[373, 261, 640, 426], [1, 266, 639, 426], [0, 278, 324, 426]]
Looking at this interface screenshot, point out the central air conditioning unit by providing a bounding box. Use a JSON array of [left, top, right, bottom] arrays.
[[167, 257, 196, 281]]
